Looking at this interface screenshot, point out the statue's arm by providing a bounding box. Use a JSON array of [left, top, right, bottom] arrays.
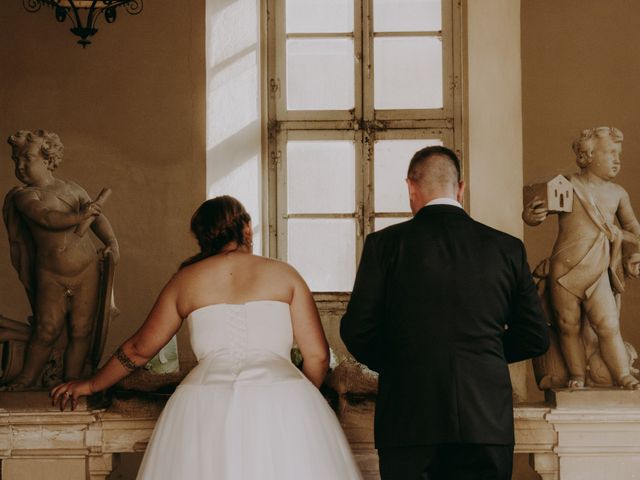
[[522, 197, 549, 226], [616, 188, 640, 239], [14, 190, 98, 230], [616, 188, 640, 278], [91, 215, 120, 263]]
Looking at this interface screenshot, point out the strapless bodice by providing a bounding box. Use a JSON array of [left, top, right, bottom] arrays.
[[137, 300, 364, 480], [180, 300, 301, 386]]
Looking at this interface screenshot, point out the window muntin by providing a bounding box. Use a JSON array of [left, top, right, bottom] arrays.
[[267, 0, 462, 292]]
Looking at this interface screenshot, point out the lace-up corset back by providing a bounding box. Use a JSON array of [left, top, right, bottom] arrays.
[[182, 300, 298, 386]]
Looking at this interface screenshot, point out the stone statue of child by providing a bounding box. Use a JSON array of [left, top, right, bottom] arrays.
[[523, 126, 640, 389], [3, 130, 119, 389]]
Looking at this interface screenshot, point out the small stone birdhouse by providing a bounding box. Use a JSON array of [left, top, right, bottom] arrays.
[[523, 175, 573, 213]]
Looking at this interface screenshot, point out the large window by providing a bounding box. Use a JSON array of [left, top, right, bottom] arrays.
[[266, 0, 463, 292]]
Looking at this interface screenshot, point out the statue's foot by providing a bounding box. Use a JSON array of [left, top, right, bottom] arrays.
[[618, 374, 640, 390], [1, 375, 38, 391], [0, 382, 27, 392], [567, 376, 585, 389]]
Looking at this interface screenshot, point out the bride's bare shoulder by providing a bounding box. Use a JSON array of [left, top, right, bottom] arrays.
[[255, 255, 300, 276], [252, 256, 305, 283]]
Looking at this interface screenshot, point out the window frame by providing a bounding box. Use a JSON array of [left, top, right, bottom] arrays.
[[264, 0, 465, 291]]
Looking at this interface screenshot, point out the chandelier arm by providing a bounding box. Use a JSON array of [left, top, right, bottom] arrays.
[[65, 0, 85, 29], [85, 0, 102, 29], [109, 0, 143, 16], [103, 0, 133, 7], [23, 0, 42, 13]]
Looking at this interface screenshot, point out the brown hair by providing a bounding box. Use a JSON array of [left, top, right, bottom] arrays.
[[407, 145, 461, 183], [180, 196, 251, 269]]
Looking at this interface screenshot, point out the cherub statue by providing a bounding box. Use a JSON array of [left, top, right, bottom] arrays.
[[2, 130, 119, 390], [524, 126, 640, 390]]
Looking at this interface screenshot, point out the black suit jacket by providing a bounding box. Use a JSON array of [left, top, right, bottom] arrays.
[[340, 205, 549, 448]]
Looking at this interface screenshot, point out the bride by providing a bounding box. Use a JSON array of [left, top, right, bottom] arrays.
[[51, 195, 362, 480]]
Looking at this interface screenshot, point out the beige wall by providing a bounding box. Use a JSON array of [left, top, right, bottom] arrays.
[[0, 2, 205, 364], [522, 0, 640, 355], [466, 0, 542, 412], [467, 0, 523, 239]]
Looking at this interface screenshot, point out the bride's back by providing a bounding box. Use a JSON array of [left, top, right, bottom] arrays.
[[175, 252, 296, 318]]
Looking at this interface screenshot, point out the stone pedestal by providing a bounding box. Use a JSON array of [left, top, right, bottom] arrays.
[[514, 404, 557, 479], [0, 391, 155, 480], [546, 388, 640, 480]]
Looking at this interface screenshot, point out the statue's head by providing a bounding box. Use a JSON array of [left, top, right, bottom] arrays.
[[572, 126, 623, 173], [180, 196, 252, 268], [7, 130, 64, 172]]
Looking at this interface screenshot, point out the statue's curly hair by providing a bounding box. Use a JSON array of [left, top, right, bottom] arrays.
[[7, 130, 64, 171], [572, 126, 623, 168], [180, 196, 252, 269]]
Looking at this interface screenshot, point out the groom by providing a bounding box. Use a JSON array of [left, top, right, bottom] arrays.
[[341, 146, 549, 480]]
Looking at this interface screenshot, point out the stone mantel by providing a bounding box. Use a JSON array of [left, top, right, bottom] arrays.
[[3, 388, 640, 479], [0, 391, 554, 480], [0, 392, 160, 480]]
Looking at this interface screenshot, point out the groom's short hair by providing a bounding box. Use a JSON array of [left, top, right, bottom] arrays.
[[407, 146, 461, 190]]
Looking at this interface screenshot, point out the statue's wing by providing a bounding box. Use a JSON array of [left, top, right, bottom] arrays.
[[2, 187, 36, 312]]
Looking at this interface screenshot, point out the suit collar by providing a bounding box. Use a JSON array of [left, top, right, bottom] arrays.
[[424, 197, 463, 209], [414, 204, 469, 220]]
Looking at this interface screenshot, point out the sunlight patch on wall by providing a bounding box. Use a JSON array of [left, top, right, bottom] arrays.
[[206, 0, 262, 254]]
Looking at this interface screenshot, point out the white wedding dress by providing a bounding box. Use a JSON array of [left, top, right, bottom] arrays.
[[136, 300, 362, 480]]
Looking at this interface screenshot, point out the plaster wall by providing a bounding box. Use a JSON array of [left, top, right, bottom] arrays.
[[521, 0, 640, 360], [467, 0, 523, 240], [0, 2, 206, 370], [0, 4, 205, 479], [466, 0, 541, 415]]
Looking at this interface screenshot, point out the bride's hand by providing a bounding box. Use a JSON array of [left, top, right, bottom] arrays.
[[50, 379, 94, 411]]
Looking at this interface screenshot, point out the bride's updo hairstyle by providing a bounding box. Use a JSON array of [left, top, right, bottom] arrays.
[[180, 195, 251, 269]]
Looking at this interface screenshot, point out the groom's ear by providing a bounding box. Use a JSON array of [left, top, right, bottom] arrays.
[[456, 180, 466, 205], [406, 178, 420, 214], [406, 177, 416, 200]]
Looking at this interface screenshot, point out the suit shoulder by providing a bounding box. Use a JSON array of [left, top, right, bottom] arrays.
[[361, 221, 412, 263], [370, 218, 413, 239], [470, 219, 524, 251]]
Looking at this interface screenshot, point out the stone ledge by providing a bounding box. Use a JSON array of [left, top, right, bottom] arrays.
[[548, 388, 640, 409], [514, 403, 555, 454], [0, 390, 107, 414]]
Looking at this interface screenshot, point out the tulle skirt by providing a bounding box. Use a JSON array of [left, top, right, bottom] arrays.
[[136, 378, 363, 479]]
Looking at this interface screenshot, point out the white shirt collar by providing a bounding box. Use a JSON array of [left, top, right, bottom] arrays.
[[424, 197, 463, 209]]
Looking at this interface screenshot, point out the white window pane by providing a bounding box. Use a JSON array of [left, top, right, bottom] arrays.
[[286, 0, 353, 33], [288, 219, 356, 291], [374, 0, 441, 32], [287, 38, 355, 110], [375, 217, 411, 231], [374, 37, 443, 110], [287, 140, 355, 214], [375, 139, 442, 212]]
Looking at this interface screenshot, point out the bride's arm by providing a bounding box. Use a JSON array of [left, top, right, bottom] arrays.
[[289, 272, 329, 388], [51, 276, 184, 411]]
